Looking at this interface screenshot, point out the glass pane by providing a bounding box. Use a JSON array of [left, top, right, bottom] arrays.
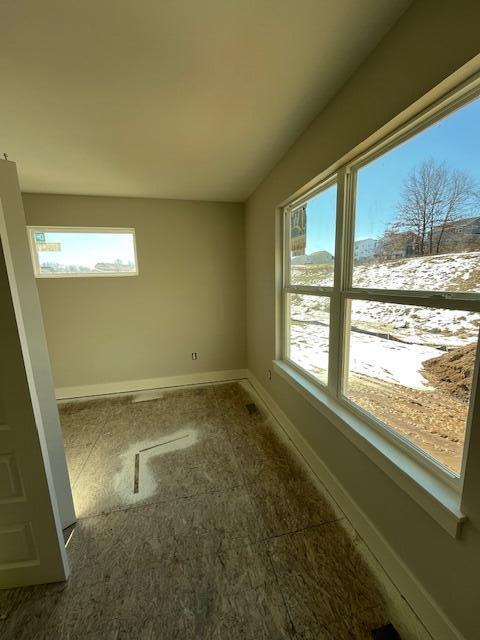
[[288, 293, 330, 385], [32, 229, 137, 276], [344, 299, 480, 474], [353, 95, 480, 292], [289, 183, 337, 287]]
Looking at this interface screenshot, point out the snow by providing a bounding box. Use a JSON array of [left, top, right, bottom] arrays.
[[352, 251, 480, 292], [292, 251, 480, 292], [290, 320, 441, 389], [290, 323, 329, 383], [289, 252, 480, 388], [351, 300, 480, 348], [348, 333, 440, 389]]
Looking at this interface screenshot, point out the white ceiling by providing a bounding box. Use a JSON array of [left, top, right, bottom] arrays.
[[0, 1, 411, 202]]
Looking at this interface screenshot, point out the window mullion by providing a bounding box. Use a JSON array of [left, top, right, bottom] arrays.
[[343, 289, 480, 312], [328, 169, 345, 397], [328, 168, 353, 396], [285, 285, 333, 296]]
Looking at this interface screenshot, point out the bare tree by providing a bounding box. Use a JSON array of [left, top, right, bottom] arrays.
[[392, 160, 479, 256]]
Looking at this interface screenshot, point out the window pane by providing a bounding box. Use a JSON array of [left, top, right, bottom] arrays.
[[288, 293, 329, 385], [344, 299, 480, 474], [353, 96, 480, 292], [289, 183, 337, 287], [31, 229, 137, 276]]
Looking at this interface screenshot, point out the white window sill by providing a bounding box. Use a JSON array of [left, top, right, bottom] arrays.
[[272, 360, 466, 538]]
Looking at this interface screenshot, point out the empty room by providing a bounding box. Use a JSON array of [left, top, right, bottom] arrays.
[[1, 1, 480, 638]]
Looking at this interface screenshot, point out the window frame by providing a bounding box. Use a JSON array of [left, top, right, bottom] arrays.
[[281, 79, 480, 491], [27, 226, 139, 278]]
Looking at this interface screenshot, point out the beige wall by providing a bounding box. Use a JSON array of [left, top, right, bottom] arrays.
[[245, 1, 480, 638], [23, 194, 246, 390]]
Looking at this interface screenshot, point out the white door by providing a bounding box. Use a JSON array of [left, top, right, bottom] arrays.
[[0, 159, 69, 587], [0, 161, 75, 531]]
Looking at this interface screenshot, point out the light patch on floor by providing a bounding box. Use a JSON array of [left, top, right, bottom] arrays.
[[118, 428, 197, 500]]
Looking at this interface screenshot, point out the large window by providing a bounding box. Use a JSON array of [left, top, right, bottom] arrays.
[[283, 88, 480, 479], [28, 227, 138, 278]]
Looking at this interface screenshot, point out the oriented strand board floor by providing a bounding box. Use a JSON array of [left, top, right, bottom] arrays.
[[0, 382, 391, 639]]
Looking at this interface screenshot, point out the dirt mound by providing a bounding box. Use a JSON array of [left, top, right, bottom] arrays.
[[423, 343, 476, 401], [348, 375, 467, 473]]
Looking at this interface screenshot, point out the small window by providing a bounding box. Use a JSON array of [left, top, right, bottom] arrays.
[[28, 227, 138, 278]]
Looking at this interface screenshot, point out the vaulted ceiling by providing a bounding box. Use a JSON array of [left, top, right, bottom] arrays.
[[0, 1, 411, 201]]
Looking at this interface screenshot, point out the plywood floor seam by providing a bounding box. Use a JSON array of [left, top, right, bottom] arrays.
[[1, 382, 408, 639]]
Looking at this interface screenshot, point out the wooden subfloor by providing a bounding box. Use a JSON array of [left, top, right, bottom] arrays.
[[0, 382, 391, 639]]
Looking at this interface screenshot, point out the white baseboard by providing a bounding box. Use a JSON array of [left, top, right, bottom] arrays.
[[56, 368, 249, 400], [246, 372, 464, 640]]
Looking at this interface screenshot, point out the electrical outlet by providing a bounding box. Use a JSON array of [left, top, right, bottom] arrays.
[[191, 352, 198, 360], [266, 369, 272, 380]]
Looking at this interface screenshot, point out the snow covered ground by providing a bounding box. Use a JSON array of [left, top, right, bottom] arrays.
[[290, 321, 441, 389], [351, 300, 479, 348], [348, 333, 440, 390], [292, 251, 480, 293], [290, 323, 329, 384], [289, 252, 480, 389], [353, 251, 480, 292]]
